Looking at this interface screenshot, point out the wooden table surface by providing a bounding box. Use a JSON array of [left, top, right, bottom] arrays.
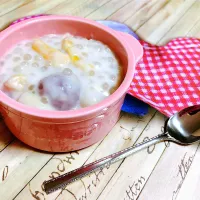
[[0, 0, 200, 199]]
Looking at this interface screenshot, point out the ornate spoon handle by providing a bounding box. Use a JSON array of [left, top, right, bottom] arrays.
[[44, 133, 170, 194]]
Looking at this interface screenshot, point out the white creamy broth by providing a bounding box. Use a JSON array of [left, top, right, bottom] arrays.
[[0, 33, 123, 111]]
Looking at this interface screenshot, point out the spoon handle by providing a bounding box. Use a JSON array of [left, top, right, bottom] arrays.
[[44, 133, 169, 194]]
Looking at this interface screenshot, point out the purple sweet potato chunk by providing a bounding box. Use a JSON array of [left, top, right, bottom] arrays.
[[39, 73, 80, 110]]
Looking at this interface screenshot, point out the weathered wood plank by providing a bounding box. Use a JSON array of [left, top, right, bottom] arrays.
[[107, 0, 150, 23], [0, 0, 33, 17], [158, 0, 200, 45], [125, 0, 168, 31], [67, 0, 112, 17], [46, 0, 88, 15], [136, 0, 196, 44], [187, 19, 200, 38], [176, 145, 200, 200], [86, 0, 133, 20], [0, 141, 53, 200], [0, 0, 13, 5], [14, 143, 100, 200], [138, 142, 199, 200], [0, 0, 67, 30]]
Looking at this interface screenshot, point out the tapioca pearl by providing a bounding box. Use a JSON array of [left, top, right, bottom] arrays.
[[105, 47, 111, 53], [41, 96, 48, 104], [32, 62, 39, 68], [107, 57, 114, 63], [21, 61, 29, 67], [97, 46, 103, 52], [82, 52, 88, 57], [102, 82, 109, 90], [44, 61, 52, 67], [34, 55, 43, 61], [63, 68, 72, 76], [23, 54, 32, 61], [89, 70, 95, 76], [91, 44, 102, 52], [94, 61, 101, 68], [110, 75, 116, 82], [41, 66, 48, 72], [89, 39, 101, 45], [28, 85, 34, 91], [13, 57, 21, 62], [13, 47, 23, 54], [75, 44, 83, 49], [13, 65, 24, 72]]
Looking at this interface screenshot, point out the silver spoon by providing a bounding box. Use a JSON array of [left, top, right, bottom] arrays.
[[43, 105, 200, 194]]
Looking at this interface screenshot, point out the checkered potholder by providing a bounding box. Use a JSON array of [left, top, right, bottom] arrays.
[[128, 38, 200, 117]]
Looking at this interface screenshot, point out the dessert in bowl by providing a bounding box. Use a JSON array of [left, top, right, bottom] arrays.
[[0, 33, 123, 111], [0, 15, 143, 152]]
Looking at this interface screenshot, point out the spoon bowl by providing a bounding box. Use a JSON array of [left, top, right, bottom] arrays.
[[166, 105, 200, 144]]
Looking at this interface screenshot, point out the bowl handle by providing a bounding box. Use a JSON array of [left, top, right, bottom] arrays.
[[116, 31, 143, 63]]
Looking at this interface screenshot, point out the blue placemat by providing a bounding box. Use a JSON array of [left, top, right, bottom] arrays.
[[97, 20, 148, 116]]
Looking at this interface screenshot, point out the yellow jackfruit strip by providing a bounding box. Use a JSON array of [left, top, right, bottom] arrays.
[[32, 39, 56, 60], [62, 39, 94, 71], [32, 39, 70, 67]]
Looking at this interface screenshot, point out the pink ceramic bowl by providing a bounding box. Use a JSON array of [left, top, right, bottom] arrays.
[[0, 15, 143, 152]]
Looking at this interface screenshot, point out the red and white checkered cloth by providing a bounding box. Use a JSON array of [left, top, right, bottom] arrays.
[[128, 38, 200, 116]]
